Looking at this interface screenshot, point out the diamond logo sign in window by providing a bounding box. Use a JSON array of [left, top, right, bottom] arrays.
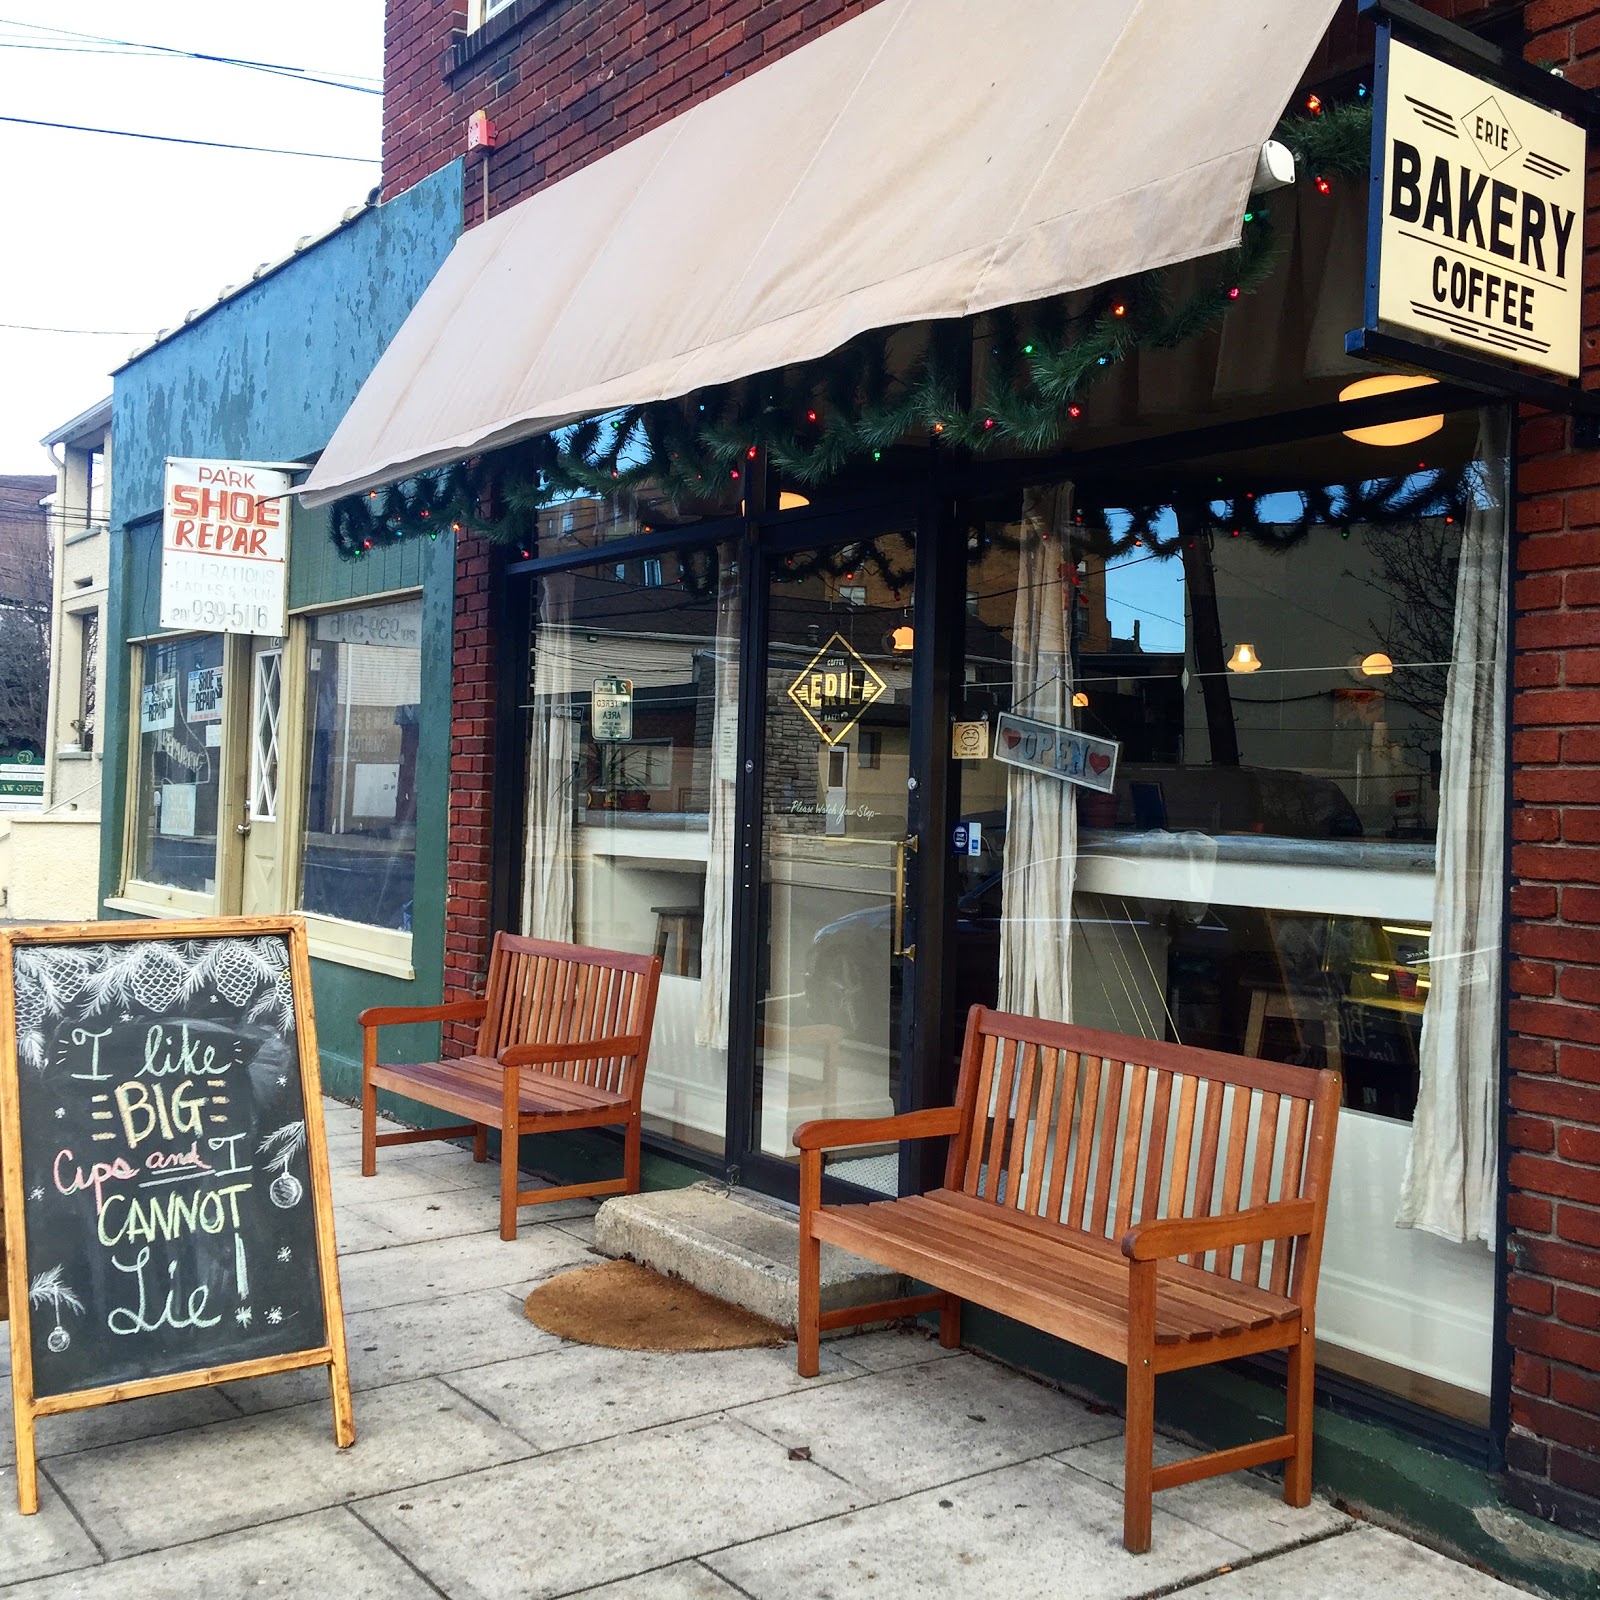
[[787, 632, 887, 745]]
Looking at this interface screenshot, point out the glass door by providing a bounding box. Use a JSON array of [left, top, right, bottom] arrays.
[[747, 526, 921, 1195]]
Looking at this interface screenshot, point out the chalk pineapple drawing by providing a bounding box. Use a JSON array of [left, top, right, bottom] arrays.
[[244, 938, 295, 1028], [29, 1267, 85, 1353], [85, 940, 194, 1015], [13, 947, 96, 1068], [260, 1121, 307, 1208]]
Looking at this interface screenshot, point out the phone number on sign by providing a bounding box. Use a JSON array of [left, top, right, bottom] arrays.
[[168, 599, 274, 631]]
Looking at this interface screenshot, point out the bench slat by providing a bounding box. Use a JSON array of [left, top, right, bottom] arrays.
[[1023, 1045, 1057, 1218], [1215, 1086, 1254, 1276], [897, 1198, 1248, 1343], [1241, 1092, 1283, 1283], [1271, 1097, 1312, 1295], [1004, 1042, 1038, 1207], [1042, 1049, 1078, 1224], [1166, 1074, 1198, 1221], [1088, 1058, 1124, 1236], [1189, 1081, 1226, 1264], [1141, 1069, 1175, 1227], [1067, 1053, 1101, 1229], [1113, 1064, 1150, 1239], [964, 1033, 998, 1195], [932, 1188, 1301, 1325], [816, 1194, 1298, 1351]]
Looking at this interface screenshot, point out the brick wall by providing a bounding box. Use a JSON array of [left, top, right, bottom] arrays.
[[1501, 0, 1600, 1542], [443, 528, 498, 1053], [384, 0, 881, 220]]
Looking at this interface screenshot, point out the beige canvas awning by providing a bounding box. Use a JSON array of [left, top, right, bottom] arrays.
[[301, 0, 1340, 507]]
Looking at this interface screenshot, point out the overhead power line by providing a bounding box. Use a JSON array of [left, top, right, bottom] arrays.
[[1, 321, 154, 337], [0, 17, 382, 92], [0, 115, 379, 163]]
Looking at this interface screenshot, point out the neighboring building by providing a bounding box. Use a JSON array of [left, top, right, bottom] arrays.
[[0, 474, 54, 759], [6, 400, 116, 921], [97, 170, 463, 1090], [0, 472, 56, 909], [99, 0, 1600, 1581]]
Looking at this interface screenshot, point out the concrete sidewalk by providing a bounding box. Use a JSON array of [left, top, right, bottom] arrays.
[[2, 1100, 1530, 1599]]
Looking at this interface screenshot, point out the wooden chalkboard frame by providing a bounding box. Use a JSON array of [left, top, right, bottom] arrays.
[[0, 915, 354, 1514]]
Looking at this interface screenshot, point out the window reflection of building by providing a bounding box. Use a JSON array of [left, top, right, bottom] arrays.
[[951, 421, 1500, 1421], [526, 554, 736, 1156], [300, 600, 422, 932]]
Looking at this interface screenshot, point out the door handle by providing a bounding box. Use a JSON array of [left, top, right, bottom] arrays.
[[236, 820, 252, 837], [892, 834, 918, 960]]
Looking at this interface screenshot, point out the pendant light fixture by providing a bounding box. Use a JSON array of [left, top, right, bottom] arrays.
[[1227, 642, 1262, 673], [1339, 374, 1443, 447]]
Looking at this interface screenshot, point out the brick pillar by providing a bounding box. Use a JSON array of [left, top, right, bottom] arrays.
[[1502, 2, 1600, 1537], [444, 529, 497, 1054]]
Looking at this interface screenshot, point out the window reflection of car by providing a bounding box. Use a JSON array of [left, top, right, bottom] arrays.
[[1108, 764, 1363, 839], [801, 762, 1364, 1037]]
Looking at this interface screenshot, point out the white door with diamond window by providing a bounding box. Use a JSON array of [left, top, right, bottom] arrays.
[[241, 639, 284, 913]]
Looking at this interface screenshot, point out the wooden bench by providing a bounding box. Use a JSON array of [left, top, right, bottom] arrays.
[[795, 1006, 1340, 1554], [359, 934, 662, 1240]]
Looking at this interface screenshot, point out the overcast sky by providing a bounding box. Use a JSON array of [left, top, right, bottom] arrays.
[[0, 2, 385, 475]]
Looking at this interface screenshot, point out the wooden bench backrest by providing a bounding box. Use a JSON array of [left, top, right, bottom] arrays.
[[478, 933, 662, 1104], [945, 1008, 1341, 1305]]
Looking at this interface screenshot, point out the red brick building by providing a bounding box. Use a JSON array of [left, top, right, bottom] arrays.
[[312, 0, 1600, 1568]]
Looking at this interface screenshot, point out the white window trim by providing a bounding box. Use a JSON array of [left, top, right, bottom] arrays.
[[303, 912, 414, 980], [468, 0, 518, 31], [107, 884, 217, 920]]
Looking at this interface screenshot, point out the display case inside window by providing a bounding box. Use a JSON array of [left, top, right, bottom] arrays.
[[522, 546, 737, 1155], [131, 635, 225, 893], [299, 599, 421, 931]]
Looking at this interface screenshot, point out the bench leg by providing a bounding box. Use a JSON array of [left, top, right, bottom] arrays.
[[623, 1111, 642, 1193], [939, 1293, 961, 1350], [473, 1125, 488, 1164], [500, 1075, 520, 1242], [360, 1065, 378, 1179], [1124, 1259, 1157, 1554], [797, 1221, 821, 1379], [1284, 1326, 1315, 1507]]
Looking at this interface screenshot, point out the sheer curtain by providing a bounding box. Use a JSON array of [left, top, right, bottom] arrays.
[[521, 571, 576, 943], [998, 483, 1077, 1023], [696, 547, 739, 1049], [1396, 410, 1509, 1246]]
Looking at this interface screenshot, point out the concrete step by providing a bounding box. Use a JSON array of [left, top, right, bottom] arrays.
[[593, 1182, 906, 1332]]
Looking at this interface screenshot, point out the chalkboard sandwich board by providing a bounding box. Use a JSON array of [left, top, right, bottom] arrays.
[[0, 915, 353, 1515]]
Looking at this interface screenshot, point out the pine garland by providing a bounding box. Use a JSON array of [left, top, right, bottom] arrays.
[[330, 101, 1376, 562]]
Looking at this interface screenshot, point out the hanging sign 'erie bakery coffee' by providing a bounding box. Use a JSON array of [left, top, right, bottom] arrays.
[[0, 917, 353, 1515], [160, 458, 293, 636], [1375, 36, 1586, 377]]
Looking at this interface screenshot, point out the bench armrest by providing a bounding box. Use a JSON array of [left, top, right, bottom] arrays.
[[500, 1035, 642, 1068], [359, 999, 488, 1030], [793, 1107, 961, 1152], [1120, 1199, 1317, 1263]]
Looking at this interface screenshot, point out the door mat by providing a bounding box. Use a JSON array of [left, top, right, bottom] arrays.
[[523, 1259, 786, 1351]]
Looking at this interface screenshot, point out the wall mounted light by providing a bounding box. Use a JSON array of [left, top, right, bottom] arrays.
[[778, 490, 810, 510], [1227, 642, 1262, 674], [1339, 374, 1443, 447], [889, 624, 915, 653], [1071, 690, 1090, 708]]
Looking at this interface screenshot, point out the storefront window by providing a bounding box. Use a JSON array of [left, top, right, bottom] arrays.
[[131, 635, 225, 893], [954, 412, 1506, 1419], [521, 546, 737, 1155], [299, 599, 421, 931]]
